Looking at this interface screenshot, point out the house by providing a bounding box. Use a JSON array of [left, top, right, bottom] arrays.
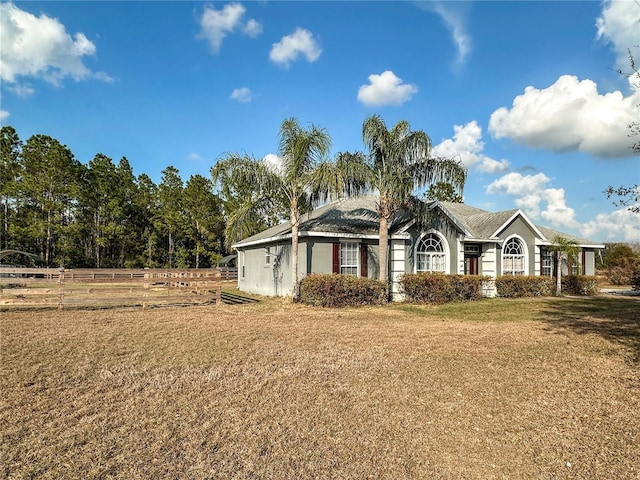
[[232, 196, 604, 299]]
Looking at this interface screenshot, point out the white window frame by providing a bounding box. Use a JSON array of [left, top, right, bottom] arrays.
[[340, 241, 359, 276], [264, 246, 272, 267], [415, 231, 449, 274], [240, 251, 245, 278], [540, 248, 553, 277], [502, 235, 528, 276]]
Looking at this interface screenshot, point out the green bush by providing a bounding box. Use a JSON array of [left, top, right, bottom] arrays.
[[298, 274, 388, 307], [495, 276, 555, 298], [562, 275, 599, 295], [399, 273, 489, 304]]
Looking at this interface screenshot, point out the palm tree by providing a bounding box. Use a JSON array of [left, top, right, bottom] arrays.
[[360, 115, 467, 284], [550, 235, 580, 296], [213, 117, 347, 301]]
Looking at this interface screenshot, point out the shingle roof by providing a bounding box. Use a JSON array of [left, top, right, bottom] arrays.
[[233, 196, 389, 247], [233, 196, 604, 248]]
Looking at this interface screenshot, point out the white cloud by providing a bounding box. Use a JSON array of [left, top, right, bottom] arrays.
[[486, 172, 580, 229], [269, 28, 321, 68], [0, 110, 9, 121], [243, 19, 263, 38], [230, 87, 253, 103], [8, 83, 35, 98], [263, 153, 283, 175], [581, 207, 640, 242], [432, 121, 510, 173], [0, 2, 112, 88], [198, 3, 262, 54], [596, 0, 639, 71], [357, 70, 417, 107], [429, 2, 472, 65], [488, 75, 640, 158], [186, 152, 202, 161]]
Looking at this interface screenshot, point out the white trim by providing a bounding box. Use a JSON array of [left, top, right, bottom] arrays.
[[233, 230, 410, 249], [339, 241, 360, 276], [414, 230, 450, 274], [501, 234, 529, 276]]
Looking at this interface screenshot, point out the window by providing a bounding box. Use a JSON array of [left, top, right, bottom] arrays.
[[503, 237, 526, 275], [340, 242, 359, 276], [541, 249, 553, 277], [264, 247, 272, 267], [416, 233, 446, 273]]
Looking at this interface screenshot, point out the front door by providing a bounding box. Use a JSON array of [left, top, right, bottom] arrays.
[[464, 255, 479, 275]]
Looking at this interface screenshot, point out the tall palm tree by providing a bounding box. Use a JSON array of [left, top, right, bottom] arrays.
[[550, 235, 580, 296], [212, 117, 344, 301], [360, 115, 467, 284]]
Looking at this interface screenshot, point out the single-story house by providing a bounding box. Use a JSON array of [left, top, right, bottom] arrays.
[[232, 196, 604, 299]]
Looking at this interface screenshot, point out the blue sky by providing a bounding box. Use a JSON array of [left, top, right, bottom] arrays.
[[1, 1, 639, 242]]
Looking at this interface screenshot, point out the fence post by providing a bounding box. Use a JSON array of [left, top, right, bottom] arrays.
[[58, 267, 65, 310]]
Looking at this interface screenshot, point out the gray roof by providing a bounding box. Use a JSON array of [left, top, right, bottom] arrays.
[[233, 196, 387, 248], [233, 196, 604, 248]]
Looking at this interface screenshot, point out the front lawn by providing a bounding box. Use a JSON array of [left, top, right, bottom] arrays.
[[1, 296, 638, 479]]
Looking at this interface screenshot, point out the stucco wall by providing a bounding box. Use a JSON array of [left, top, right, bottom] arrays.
[[237, 242, 291, 297], [497, 217, 539, 275]]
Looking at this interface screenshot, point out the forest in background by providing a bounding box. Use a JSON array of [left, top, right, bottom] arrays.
[[1, 126, 229, 268]]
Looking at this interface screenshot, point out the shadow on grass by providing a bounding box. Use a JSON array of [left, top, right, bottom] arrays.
[[540, 295, 640, 363]]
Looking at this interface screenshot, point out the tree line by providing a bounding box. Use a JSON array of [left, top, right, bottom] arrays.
[[1, 126, 225, 268], [2, 115, 467, 282]]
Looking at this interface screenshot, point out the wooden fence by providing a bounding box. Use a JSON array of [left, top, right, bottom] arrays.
[[0, 267, 222, 309], [218, 267, 238, 282]]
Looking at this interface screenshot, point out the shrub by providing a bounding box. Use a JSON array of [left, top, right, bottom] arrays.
[[495, 276, 555, 298], [298, 274, 388, 307], [605, 266, 634, 285], [562, 275, 599, 295], [632, 266, 640, 291], [399, 273, 489, 303]]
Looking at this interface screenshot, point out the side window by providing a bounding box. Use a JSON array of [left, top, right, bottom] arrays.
[[340, 242, 359, 276], [541, 249, 553, 277]]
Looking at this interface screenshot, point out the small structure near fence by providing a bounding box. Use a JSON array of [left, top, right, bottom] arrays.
[[0, 267, 222, 309]]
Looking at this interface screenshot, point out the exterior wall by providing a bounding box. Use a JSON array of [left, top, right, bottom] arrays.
[[498, 218, 539, 275], [237, 242, 291, 297], [481, 243, 498, 278], [390, 238, 408, 300], [583, 249, 596, 275], [305, 239, 333, 275]]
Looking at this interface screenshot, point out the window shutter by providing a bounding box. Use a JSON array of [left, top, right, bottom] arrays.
[[360, 243, 368, 278], [332, 243, 340, 274]]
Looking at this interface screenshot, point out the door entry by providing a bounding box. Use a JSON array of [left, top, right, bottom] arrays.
[[464, 255, 479, 275]]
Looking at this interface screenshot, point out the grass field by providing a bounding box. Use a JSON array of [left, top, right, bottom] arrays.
[[1, 294, 639, 479]]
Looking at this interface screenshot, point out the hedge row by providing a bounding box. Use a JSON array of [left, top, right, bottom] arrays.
[[494, 276, 555, 298], [495, 275, 599, 297], [561, 275, 599, 296], [399, 273, 490, 304], [298, 274, 388, 307]]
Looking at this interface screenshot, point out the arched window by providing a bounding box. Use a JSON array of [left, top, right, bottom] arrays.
[[503, 237, 526, 275], [416, 233, 447, 273]]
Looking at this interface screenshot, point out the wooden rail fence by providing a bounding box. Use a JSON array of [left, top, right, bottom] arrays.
[[0, 268, 222, 309]]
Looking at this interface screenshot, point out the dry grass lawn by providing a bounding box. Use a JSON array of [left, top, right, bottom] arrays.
[[1, 295, 639, 479]]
